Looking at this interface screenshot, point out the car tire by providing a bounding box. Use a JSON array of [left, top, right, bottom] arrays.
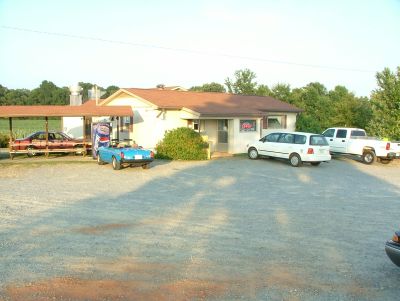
[[112, 156, 121, 170], [289, 153, 302, 167], [142, 163, 150, 169], [362, 150, 375, 165], [311, 162, 321, 166], [74, 145, 84, 155], [26, 146, 37, 157], [248, 147, 259, 160], [97, 153, 105, 165], [379, 158, 392, 164]]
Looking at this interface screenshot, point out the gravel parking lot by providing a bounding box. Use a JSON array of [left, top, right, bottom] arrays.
[[0, 155, 399, 300]]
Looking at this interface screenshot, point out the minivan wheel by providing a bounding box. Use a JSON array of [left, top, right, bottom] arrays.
[[289, 153, 302, 167], [362, 150, 375, 165], [248, 148, 259, 160], [112, 156, 121, 170]]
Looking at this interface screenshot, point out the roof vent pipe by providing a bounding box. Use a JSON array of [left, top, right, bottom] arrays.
[[69, 84, 83, 106]]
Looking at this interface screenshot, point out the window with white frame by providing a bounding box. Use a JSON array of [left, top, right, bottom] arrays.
[[262, 115, 287, 129]]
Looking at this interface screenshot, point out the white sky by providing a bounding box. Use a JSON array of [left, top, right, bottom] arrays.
[[0, 0, 400, 97]]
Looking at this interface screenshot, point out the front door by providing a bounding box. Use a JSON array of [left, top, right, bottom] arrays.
[[217, 119, 228, 152]]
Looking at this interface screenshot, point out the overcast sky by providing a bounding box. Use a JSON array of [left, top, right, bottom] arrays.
[[0, 0, 399, 97]]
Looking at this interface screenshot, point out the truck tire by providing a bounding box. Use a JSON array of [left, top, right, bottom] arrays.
[[362, 150, 375, 165], [379, 158, 392, 164]]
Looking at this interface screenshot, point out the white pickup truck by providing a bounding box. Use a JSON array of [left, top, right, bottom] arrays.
[[322, 127, 398, 164]]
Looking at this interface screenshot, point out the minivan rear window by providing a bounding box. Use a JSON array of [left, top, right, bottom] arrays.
[[310, 135, 329, 146]]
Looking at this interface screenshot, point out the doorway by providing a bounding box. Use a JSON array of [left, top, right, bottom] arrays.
[[217, 119, 228, 152]]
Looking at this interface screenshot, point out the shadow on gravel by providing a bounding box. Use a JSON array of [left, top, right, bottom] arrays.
[[1, 157, 400, 300]]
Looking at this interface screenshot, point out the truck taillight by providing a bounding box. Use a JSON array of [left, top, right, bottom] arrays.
[[386, 143, 390, 150], [120, 152, 124, 159], [307, 148, 314, 154], [150, 151, 154, 158]]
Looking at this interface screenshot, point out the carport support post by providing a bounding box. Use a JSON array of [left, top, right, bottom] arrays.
[[8, 117, 13, 159], [83, 116, 87, 156], [116, 116, 120, 141], [45, 116, 49, 157]]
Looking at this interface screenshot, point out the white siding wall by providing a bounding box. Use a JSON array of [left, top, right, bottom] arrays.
[[106, 95, 186, 150], [231, 118, 262, 154], [62, 117, 84, 138]]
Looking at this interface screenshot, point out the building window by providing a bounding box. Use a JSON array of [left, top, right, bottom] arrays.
[[239, 120, 257, 132], [187, 119, 203, 132], [262, 115, 287, 129], [120, 116, 131, 132]]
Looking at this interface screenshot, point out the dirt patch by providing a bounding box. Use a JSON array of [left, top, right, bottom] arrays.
[[3, 265, 376, 300], [74, 223, 134, 235], [4, 277, 231, 301]]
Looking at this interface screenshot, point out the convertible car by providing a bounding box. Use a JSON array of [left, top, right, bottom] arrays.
[[97, 141, 154, 170], [385, 230, 400, 267]]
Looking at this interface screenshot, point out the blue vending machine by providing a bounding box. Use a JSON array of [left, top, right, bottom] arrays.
[[92, 122, 111, 159]]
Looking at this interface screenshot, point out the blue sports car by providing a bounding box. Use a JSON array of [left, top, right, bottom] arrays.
[[385, 230, 400, 267], [97, 141, 154, 170]]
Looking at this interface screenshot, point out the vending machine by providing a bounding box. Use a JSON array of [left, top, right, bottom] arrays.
[[92, 122, 111, 159]]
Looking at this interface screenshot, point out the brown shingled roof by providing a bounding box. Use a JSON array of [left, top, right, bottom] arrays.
[[0, 104, 132, 118], [121, 88, 302, 117]]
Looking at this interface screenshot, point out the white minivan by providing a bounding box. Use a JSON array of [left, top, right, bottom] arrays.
[[247, 131, 331, 167]]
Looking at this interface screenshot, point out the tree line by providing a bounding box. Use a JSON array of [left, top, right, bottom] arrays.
[[0, 81, 119, 106], [1, 66, 399, 140], [189, 67, 400, 140]]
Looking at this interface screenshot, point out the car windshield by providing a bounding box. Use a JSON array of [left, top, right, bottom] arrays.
[[60, 132, 73, 139], [310, 135, 329, 146]]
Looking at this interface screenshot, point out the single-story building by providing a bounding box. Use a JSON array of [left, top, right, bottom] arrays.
[[63, 88, 302, 154]]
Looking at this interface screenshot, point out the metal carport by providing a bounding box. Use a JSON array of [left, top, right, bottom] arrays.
[[0, 104, 133, 159]]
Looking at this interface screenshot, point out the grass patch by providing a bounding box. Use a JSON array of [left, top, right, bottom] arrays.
[[233, 153, 248, 158], [0, 118, 62, 138]]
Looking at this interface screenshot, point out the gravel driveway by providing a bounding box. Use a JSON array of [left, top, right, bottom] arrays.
[[0, 156, 399, 300]]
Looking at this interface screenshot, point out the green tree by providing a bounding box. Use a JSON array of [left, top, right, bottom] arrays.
[[189, 82, 226, 93], [255, 84, 271, 96], [328, 86, 372, 128], [103, 85, 120, 98], [292, 82, 333, 133], [352, 97, 372, 129], [29, 81, 68, 105], [225, 69, 258, 95], [270, 83, 292, 103], [367, 67, 400, 140], [4, 88, 31, 105]]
